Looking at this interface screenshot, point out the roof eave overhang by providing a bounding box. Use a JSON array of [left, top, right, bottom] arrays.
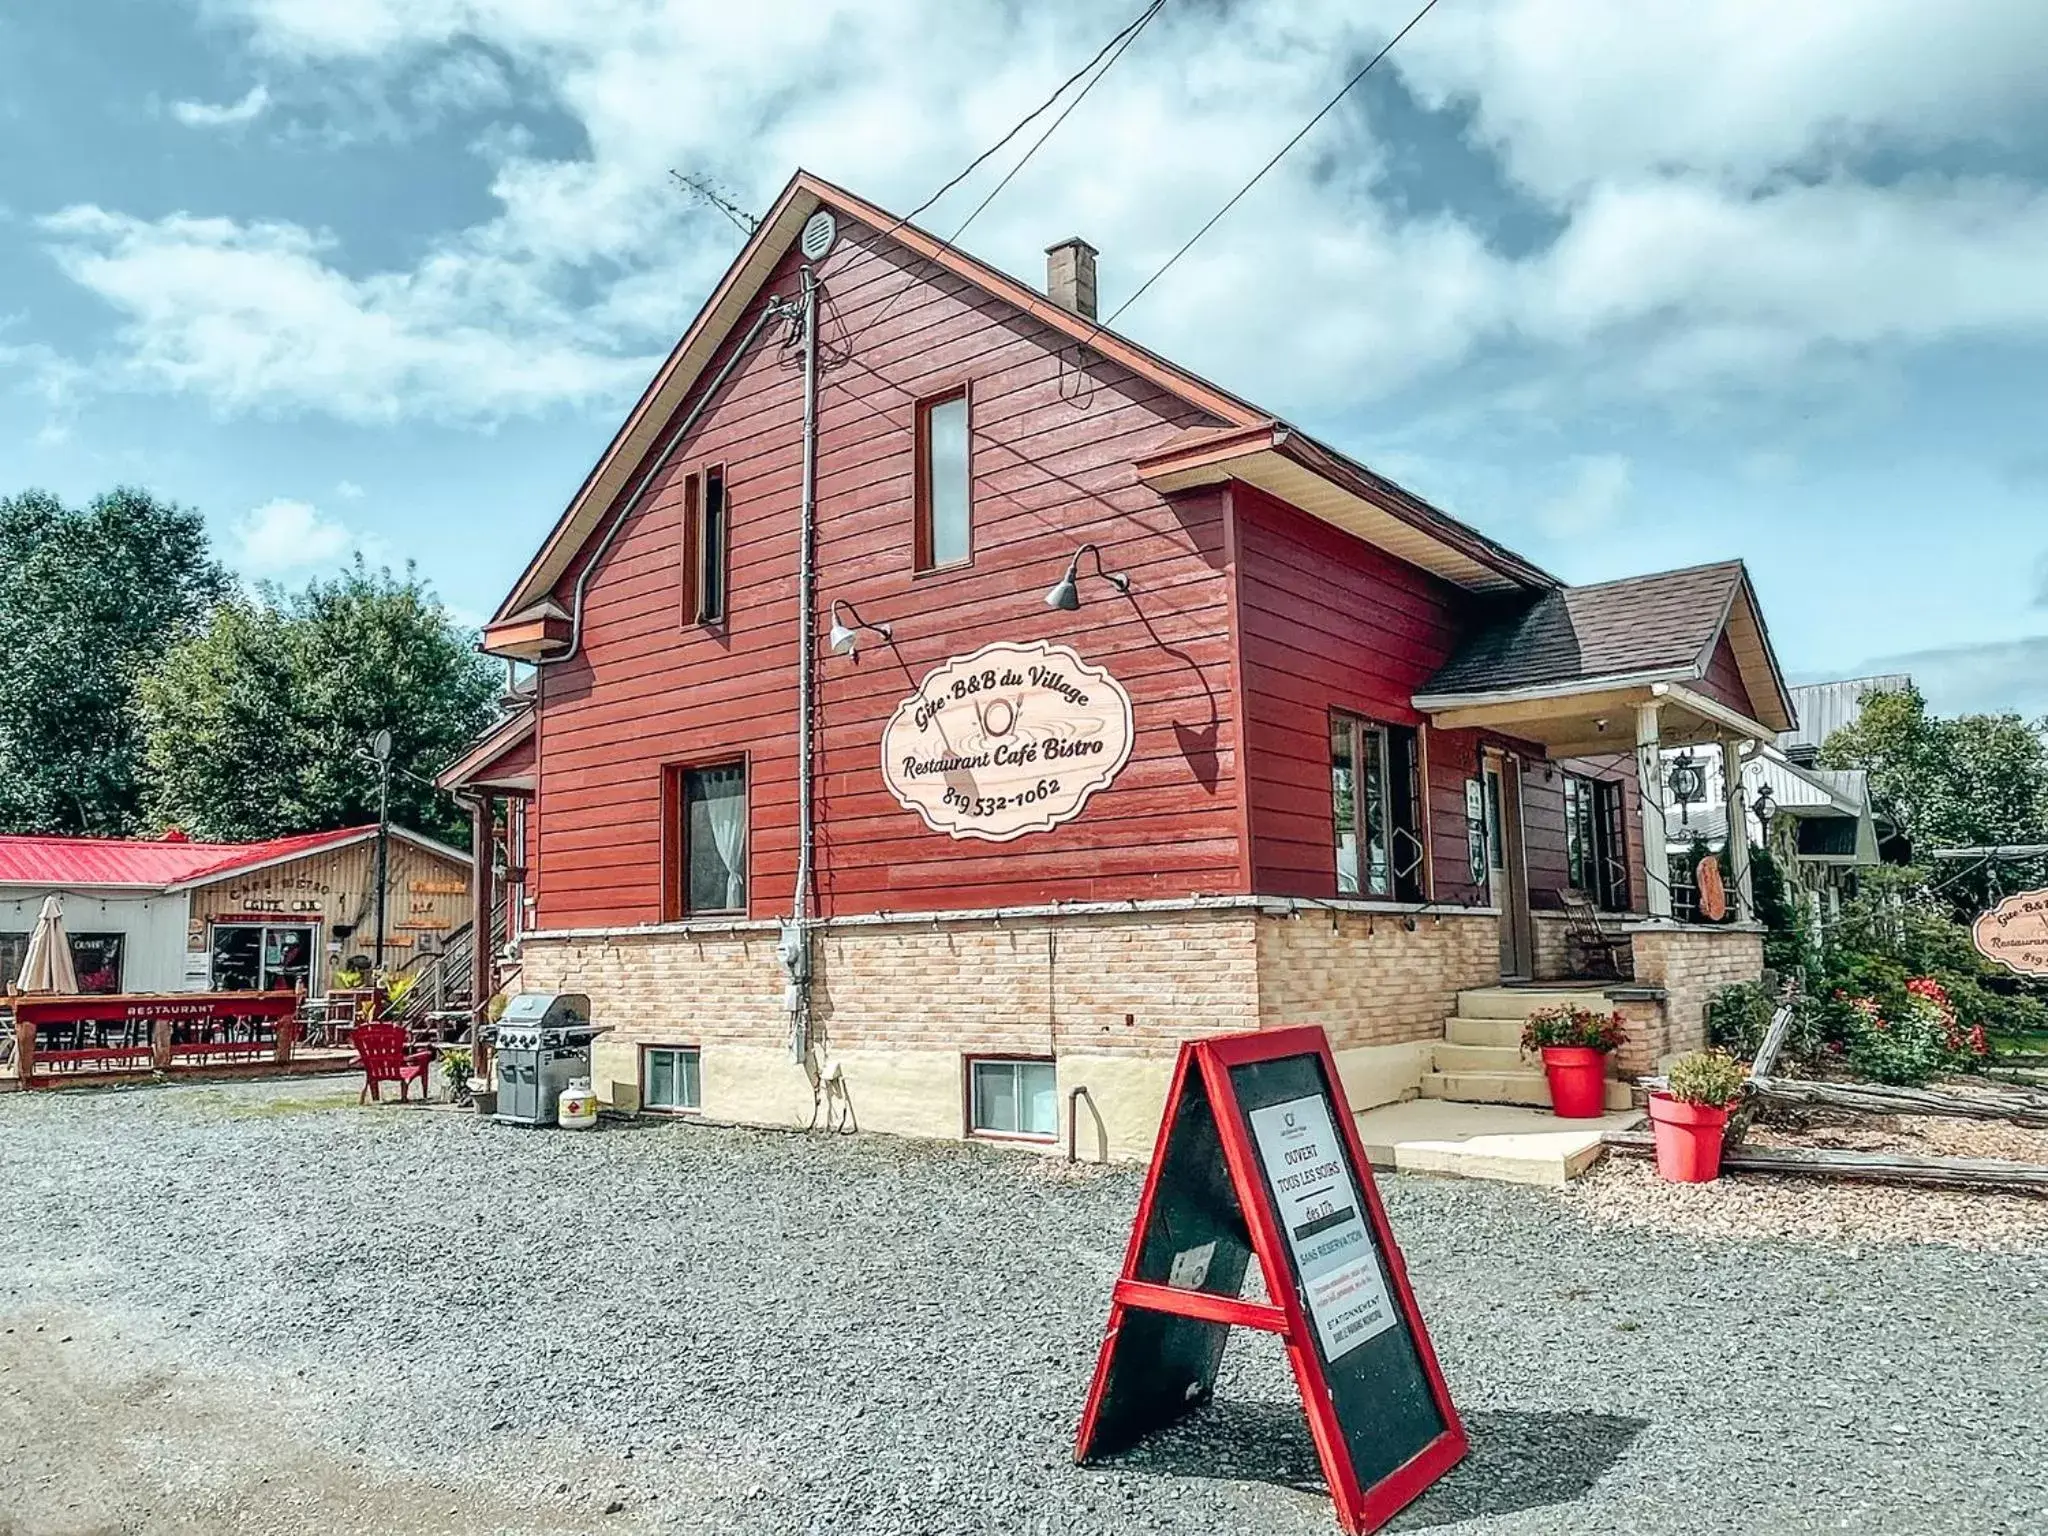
[[1416, 676, 1777, 756], [481, 615, 571, 662], [1136, 429, 1554, 595], [436, 708, 538, 794]]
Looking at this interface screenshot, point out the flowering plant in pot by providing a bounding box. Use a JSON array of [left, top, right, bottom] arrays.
[[1648, 1050, 1747, 1183], [1520, 1005, 1627, 1118]]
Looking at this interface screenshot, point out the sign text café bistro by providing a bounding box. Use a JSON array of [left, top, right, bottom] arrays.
[[441, 173, 1786, 1158]]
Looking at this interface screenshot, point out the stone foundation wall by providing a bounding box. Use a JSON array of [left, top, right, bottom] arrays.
[[518, 904, 1489, 1161], [1625, 923, 1765, 1065]]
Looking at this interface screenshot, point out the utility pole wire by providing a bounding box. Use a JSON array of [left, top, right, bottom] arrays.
[[848, 0, 1167, 353], [1087, 0, 1443, 341], [878, 0, 1168, 245]]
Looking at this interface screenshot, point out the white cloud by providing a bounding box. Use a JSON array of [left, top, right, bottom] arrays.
[[232, 497, 359, 575], [334, 479, 365, 500], [1536, 454, 1631, 539], [170, 84, 272, 128], [34, 1, 2048, 429]]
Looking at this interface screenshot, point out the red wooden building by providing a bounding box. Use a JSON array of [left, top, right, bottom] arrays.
[[443, 171, 1792, 1155]]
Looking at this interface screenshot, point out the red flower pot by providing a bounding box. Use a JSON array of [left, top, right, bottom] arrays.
[[1647, 1093, 1731, 1182], [1539, 1046, 1609, 1119]]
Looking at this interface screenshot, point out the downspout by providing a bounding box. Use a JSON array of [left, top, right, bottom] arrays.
[[788, 263, 821, 1061], [532, 295, 798, 672]]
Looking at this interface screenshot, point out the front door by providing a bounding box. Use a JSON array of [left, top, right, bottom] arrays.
[[210, 922, 319, 992], [1485, 755, 1534, 979]]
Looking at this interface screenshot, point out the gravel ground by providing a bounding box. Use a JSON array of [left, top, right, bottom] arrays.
[[5, 1077, 2048, 1536]]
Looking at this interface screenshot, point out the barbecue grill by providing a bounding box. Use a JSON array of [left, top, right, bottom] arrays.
[[490, 992, 610, 1126]]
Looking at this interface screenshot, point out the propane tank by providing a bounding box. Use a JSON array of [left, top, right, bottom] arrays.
[[556, 1076, 599, 1130]]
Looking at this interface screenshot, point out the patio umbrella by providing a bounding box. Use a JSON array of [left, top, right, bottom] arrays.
[[16, 894, 78, 995]]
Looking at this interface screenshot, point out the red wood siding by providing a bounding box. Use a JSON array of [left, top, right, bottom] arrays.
[[530, 216, 1241, 928], [1696, 632, 1752, 718], [1230, 484, 1503, 906]]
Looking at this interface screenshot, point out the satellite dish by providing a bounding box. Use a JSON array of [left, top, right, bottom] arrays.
[[371, 729, 393, 762], [800, 209, 837, 261]]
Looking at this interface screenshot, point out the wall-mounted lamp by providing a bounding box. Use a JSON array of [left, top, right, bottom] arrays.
[[827, 600, 892, 657], [1044, 542, 1130, 611]]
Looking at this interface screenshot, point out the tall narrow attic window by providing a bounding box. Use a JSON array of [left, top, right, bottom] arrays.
[[915, 389, 970, 570], [682, 466, 728, 625]]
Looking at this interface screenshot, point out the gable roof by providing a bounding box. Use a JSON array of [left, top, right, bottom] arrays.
[[0, 825, 470, 893], [1415, 559, 1796, 732], [489, 170, 1555, 629]]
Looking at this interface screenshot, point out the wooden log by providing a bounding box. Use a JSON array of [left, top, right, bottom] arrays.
[[1747, 1075, 2048, 1129], [1750, 1001, 1795, 1080], [1603, 1129, 2048, 1190]]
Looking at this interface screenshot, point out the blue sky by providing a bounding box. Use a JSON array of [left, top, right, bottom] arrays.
[[3, 1, 2045, 716]]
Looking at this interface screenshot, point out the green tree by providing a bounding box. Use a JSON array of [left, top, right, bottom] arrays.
[[0, 488, 231, 835], [1819, 683, 2048, 914], [139, 560, 499, 845]]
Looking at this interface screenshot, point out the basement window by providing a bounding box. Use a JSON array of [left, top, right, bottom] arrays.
[[968, 1057, 1056, 1140], [914, 389, 971, 570], [643, 1045, 701, 1113]]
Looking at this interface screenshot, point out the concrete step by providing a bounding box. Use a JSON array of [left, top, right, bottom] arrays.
[[1455, 986, 1613, 1020], [1444, 1016, 1527, 1048], [1431, 1041, 1530, 1074], [1421, 1070, 1634, 1112]]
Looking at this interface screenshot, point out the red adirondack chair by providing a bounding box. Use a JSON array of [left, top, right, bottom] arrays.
[[352, 1023, 433, 1104]]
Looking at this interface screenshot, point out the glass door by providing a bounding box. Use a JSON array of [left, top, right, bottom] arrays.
[[211, 923, 320, 992]]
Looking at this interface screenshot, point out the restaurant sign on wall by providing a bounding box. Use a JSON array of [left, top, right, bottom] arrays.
[[1973, 889, 2048, 978], [882, 640, 1134, 841]]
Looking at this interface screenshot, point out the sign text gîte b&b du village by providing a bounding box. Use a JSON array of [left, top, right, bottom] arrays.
[[881, 640, 1135, 842]]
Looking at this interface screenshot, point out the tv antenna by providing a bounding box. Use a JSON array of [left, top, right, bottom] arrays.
[[670, 171, 759, 236]]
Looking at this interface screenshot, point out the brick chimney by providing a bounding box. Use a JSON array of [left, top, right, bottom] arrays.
[[1045, 237, 1098, 321]]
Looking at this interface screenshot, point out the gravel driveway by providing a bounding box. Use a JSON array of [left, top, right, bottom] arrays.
[[4, 1077, 2046, 1536]]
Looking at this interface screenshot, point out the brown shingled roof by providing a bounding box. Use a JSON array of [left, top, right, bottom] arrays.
[[1420, 560, 1748, 699]]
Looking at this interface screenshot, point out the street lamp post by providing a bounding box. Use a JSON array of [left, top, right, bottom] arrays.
[[369, 729, 393, 973]]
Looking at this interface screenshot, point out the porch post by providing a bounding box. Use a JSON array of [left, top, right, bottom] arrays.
[[1636, 702, 1672, 918], [469, 794, 495, 1048], [1719, 736, 1754, 922]]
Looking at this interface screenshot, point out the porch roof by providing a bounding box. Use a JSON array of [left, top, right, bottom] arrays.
[[1412, 559, 1795, 750], [435, 706, 536, 795]]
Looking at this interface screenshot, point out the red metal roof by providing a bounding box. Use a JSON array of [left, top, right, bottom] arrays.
[[0, 826, 379, 890]]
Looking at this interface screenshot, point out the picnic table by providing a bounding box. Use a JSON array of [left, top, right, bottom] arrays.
[[11, 991, 300, 1084]]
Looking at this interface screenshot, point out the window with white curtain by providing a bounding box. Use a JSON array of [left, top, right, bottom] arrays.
[[683, 762, 747, 914], [968, 1058, 1057, 1139], [643, 1046, 701, 1112]]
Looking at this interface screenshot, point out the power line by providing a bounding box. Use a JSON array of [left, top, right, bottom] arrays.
[[845, 0, 1168, 351], [1086, 0, 1443, 342], [878, 0, 1168, 245]]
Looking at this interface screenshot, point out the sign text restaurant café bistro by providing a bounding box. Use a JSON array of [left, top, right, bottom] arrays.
[[442, 172, 1787, 1159]]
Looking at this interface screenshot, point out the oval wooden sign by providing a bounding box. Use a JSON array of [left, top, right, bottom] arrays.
[[882, 640, 1134, 842], [1973, 889, 2048, 978], [1696, 856, 1728, 922]]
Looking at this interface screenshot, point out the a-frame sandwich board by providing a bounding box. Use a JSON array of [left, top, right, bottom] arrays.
[[1074, 1025, 1466, 1534]]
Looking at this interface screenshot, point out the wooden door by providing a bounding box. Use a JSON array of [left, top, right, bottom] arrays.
[[1485, 756, 1534, 980]]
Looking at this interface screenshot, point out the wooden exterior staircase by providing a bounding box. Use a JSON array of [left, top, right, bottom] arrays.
[[1421, 986, 1634, 1111]]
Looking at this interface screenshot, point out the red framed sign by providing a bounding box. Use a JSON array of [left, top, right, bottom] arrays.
[[1074, 1025, 1466, 1533]]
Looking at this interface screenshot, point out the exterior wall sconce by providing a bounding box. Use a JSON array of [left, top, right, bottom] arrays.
[[828, 600, 892, 656], [1044, 542, 1130, 611]]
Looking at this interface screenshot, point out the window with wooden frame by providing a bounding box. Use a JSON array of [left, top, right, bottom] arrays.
[[1564, 771, 1630, 912], [660, 759, 748, 919], [1329, 712, 1425, 902], [966, 1056, 1057, 1140], [680, 464, 729, 625], [913, 387, 971, 571], [641, 1044, 701, 1113]]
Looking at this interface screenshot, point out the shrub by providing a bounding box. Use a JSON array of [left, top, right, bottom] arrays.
[[1666, 1050, 1747, 1107], [439, 1045, 473, 1104], [1521, 1005, 1628, 1055], [1705, 980, 1824, 1069], [1839, 977, 1989, 1086]]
